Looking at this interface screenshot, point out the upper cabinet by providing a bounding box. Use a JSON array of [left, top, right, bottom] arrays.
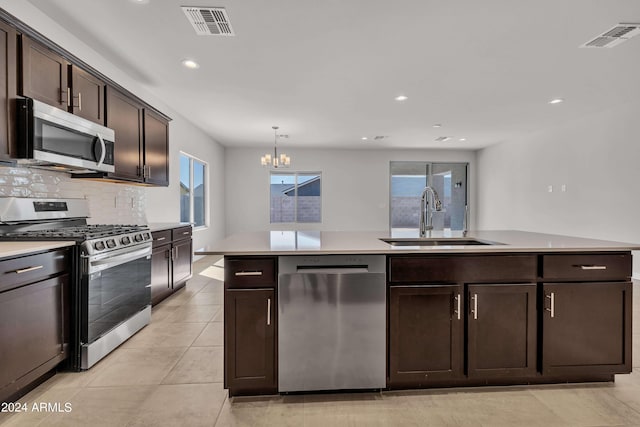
[[106, 86, 169, 186], [70, 65, 105, 125], [20, 36, 68, 110], [0, 20, 17, 158], [143, 109, 169, 186]]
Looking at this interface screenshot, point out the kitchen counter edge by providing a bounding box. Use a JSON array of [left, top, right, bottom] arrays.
[[0, 241, 76, 259]]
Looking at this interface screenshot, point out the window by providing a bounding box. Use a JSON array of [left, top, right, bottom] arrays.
[[390, 162, 468, 232], [270, 172, 321, 223], [180, 153, 207, 228]]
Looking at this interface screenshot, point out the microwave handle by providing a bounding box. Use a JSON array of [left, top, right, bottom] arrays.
[[96, 133, 106, 167]]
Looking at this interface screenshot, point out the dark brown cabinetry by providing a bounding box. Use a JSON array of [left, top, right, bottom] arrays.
[[70, 64, 104, 125], [541, 253, 632, 376], [388, 254, 538, 388], [389, 285, 463, 386], [0, 19, 17, 158], [0, 248, 70, 403], [467, 284, 537, 378], [224, 257, 277, 396], [20, 36, 68, 110], [105, 86, 169, 186], [150, 225, 193, 306]]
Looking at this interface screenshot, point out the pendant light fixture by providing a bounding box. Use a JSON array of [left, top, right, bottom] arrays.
[[261, 126, 291, 168]]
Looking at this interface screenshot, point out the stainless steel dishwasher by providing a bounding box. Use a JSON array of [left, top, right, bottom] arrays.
[[278, 255, 386, 392]]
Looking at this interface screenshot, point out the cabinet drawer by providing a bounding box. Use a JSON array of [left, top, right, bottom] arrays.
[[0, 249, 69, 293], [389, 255, 537, 284], [151, 230, 172, 248], [172, 226, 192, 241], [225, 257, 276, 288], [542, 253, 631, 281]]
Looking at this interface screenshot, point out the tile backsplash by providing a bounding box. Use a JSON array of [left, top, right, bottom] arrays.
[[0, 165, 147, 224]]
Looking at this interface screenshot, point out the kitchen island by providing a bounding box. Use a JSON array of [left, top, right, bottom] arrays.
[[197, 230, 640, 397]]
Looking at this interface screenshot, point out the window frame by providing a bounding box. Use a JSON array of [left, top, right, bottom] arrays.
[[269, 171, 322, 225], [180, 151, 208, 230]]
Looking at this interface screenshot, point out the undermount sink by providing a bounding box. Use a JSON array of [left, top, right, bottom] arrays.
[[380, 237, 503, 247]]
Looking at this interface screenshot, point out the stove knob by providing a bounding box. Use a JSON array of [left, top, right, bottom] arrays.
[[106, 239, 117, 249], [121, 236, 131, 245], [94, 241, 106, 251], [143, 233, 151, 240], [134, 234, 144, 242]]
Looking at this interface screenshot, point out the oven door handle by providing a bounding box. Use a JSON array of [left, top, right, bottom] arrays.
[[89, 246, 152, 272]]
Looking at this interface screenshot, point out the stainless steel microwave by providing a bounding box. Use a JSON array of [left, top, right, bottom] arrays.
[[16, 98, 115, 173]]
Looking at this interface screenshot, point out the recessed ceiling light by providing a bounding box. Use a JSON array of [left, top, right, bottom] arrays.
[[549, 98, 564, 104], [181, 59, 200, 69], [432, 124, 442, 128], [361, 137, 368, 140], [459, 138, 466, 142], [130, 0, 150, 4], [394, 95, 408, 101]]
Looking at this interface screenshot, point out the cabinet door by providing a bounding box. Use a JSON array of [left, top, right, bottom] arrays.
[[225, 288, 276, 395], [20, 36, 68, 109], [0, 20, 16, 158], [389, 285, 463, 386], [143, 109, 169, 186], [70, 65, 105, 125], [0, 275, 68, 397], [172, 238, 192, 288], [467, 284, 537, 378], [543, 282, 632, 376], [150, 244, 172, 306], [105, 86, 143, 182]]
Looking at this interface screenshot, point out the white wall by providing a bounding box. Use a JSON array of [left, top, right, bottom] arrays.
[[0, 2, 226, 250], [477, 100, 640, 275], [225, 147, 476, 235]]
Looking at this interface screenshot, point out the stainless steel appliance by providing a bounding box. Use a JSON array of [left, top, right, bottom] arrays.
[[278, 255, 386, 392], [0, 197, 151, 370], [15, 98, 115, 173]]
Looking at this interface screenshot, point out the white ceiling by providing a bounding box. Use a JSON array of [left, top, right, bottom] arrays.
[[25, 0, 640, 150]]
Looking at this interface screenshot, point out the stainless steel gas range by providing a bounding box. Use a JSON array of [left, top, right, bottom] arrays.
[[0, 197, 152, 370]]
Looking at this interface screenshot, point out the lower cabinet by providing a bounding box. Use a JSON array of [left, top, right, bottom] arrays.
[[467, 284, 537, 378], [225, 288, 276, 395], [542, 281, 632, 375], [0, 249, 70, 403], [150, 225, 193, 306], [389, 285, 463, 386]]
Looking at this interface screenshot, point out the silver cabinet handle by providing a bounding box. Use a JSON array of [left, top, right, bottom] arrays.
[[546, 292, 555, 318], [579, 265, 607, 270], [156, 237, 166, 241], [78, 92, 82, 110], [454, 293, 461, 320], [183, 231, 190, 235], [267, 298, 271, 326], [235, 271, 263, 276], [471, 293, 478, 320], [13, 265, 44, 274]]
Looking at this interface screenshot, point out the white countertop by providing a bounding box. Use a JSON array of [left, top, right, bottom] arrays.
[[195, 230, 640, 256], [0, 241, 76, 259]]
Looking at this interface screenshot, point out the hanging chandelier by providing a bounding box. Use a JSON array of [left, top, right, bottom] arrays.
[[260, 126, 291, 168]]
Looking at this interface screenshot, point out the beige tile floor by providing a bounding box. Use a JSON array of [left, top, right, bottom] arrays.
[[2, 257, 640, 426]]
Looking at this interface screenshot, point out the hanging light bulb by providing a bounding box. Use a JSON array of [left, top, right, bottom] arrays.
[[260, 126, 291, 168]]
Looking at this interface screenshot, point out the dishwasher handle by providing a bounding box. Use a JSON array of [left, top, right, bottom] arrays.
[[296, 265, 368, 274]]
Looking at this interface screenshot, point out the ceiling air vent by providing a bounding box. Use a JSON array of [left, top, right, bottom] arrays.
[[580, 23, 640, 48], [182, 7, 235, 36], [435, 136, 451, 142]]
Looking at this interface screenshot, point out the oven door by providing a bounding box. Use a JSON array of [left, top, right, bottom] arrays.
[[80, 243, 151, 368]]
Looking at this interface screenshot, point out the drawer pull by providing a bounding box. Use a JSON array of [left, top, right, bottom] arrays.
[[454, 294, 461, 320], [156, 237, 166, 241], [546, 292, 555, 318], [183, 231, 190, 235], [578, 265, 607, 270], [235, 271, 263, 277], [13, 265, 44, 274]]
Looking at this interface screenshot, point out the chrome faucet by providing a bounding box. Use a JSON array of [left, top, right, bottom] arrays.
[[419, 186, 442, 237]]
